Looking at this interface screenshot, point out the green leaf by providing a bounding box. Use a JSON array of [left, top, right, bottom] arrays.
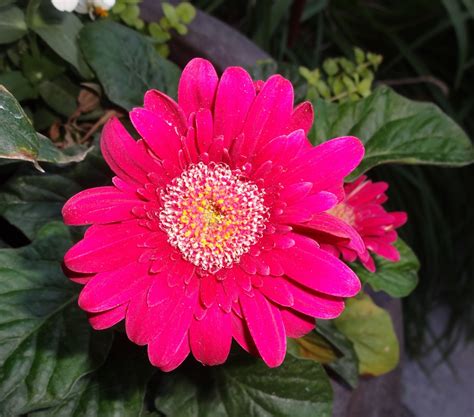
[[353, 47, 365, 64], [0, 71, 36, 101], [0, 173, 81, 240], [175, 2, 196, 24], [0, 143, 107, 239], [27, 0, 92, 78], [0, 85, 40, 166], [334, 292, 399, 376], [0, 86, 91, 169], [0, 222, 113, 416], [353, 238, 419, 298], [289, 320, 359, 389], [0, 5, 27, 44], [80, 20, 181, 110], [38, 78, 78, 117], [322, 58, 338, 76], [156, 355, 333, 417], [29, 336, 154, 417], [316, 320, 359, 388], [37, 134, 92, 164], [162, 3, 179, 25], [149, 22, 171, 42], [21, 53, 65, 85], [311, 86, 474, 177]]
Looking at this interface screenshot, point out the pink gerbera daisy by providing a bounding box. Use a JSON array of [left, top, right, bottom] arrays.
[[320, 175, 407, 272], [62, 58, 366, 370]]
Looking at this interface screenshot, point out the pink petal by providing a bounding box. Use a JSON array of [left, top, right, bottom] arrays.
[[62, 186, 139, 225], [284, 279, 345, 319], [259, 277, 294, 307], [194, 109, 214, 153], [64, 266, 94, 284], [178, 58, 218, 116], [241, 75, 294, 158], [347, 180, 388, 206], [78, 262, 150, 312], [366, 238, 400, 261], [279, 182, 313, 204], [147, 275, 177, 306], [276, 244, 361, 297], [231, 311, 258, 355], [200, 275, 217, 308], [240, 290, 286, 367], [361, 254, 376, 272], [100, 118, 159, 186], [391, 212, 408, 228], [130, 108, 181, 164], [161, 335, 190, 372], [305, 213, 366, 255], [64, 221, 148, 273], [88, 303, 127, 330], [148, 288, 197, 369], [214, 67, 256, 148], [286, 101, 314, 135], [281, 309, 315, 338], [275, 192, 338, 224], [190, 303, 232, 365], [126, 291, 178, 345], [285, 136, 364, 192], [258, 251, 284, 276], [143, 89, 187, 135], [252, 130, 308, 172]]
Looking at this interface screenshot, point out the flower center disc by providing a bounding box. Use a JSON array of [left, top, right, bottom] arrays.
[[159, 162, 268, 272], [328, 202, 356, 225]]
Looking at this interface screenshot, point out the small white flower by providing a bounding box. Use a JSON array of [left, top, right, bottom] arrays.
[[51, 0, 115, 14], [51, 0, 80, 12], [93, 0, 116, 10]]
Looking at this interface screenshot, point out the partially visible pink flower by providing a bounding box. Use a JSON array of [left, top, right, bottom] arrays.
[[316, 175, 407, 272], [62, 58, 366, 370]]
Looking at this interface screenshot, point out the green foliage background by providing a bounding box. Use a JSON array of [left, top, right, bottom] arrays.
[[0, 0, 473, 415]]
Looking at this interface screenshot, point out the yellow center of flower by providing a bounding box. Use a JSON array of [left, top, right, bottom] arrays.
[[328, 202, 356, 225], [94, 7, 108, 17], [159, 162, 268, 272]]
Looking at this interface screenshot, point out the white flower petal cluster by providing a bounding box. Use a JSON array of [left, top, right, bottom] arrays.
[[51, 0, 115, 14]]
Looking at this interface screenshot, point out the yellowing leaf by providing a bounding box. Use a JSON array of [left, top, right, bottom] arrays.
[[334, 292, 399, 376], [294, 332, 338, 364]]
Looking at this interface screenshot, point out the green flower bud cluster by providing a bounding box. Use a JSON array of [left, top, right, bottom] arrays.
[[148, 2, 196, 56], [300, 47, 383, 103], [110, 1, 196, 57], [111, 0, 144, 29]]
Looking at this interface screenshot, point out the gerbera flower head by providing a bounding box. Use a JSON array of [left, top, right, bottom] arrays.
[[63, 58, 366, 370], [323, 175, 407, 272]]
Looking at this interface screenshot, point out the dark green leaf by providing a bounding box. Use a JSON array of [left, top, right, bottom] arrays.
[[0, 222, 113, 416], [0, 86, 91, 168], [0, 85, 40, 166], [80, 21, 180, 110], [29, 336, 154, 417], [0, 142, 106, 239], [316, 320, 359, 388], [0, 173, 81, 239], [21, 53, 65, 85], [27, 0, 92, 78], [0, 5, 27, 44], [38, 77, 78, 117], [156, 354, 333, 417], [311, 86, 474, 178], [334, 292, 399, 376], [353, 238, 419, 298], [0, 71, 36, 101], [37, 134, 92, 164]]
